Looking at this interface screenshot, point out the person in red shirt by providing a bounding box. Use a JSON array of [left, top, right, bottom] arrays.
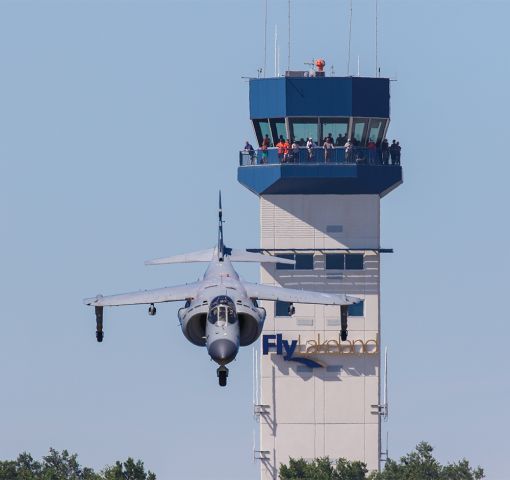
[[367, 139, 377, 164]]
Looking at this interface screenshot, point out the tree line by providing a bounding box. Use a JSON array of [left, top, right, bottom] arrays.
[[0, 442, 485, 479], [280, 442, 484, 480], [0, 449, 155, 480]]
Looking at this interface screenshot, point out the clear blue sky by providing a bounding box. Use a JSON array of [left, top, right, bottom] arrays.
[[0, 1, 508, 479]]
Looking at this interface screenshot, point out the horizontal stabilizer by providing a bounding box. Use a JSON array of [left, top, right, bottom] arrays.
[[145, 248, 215, 266], [145, 248, 295, 266], [227, 249, 296, 265]]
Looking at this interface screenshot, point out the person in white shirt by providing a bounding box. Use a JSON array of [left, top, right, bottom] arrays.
[[306, 137, 315, 160], [344, 138, 353, 163], [291, 142, 300, 163]]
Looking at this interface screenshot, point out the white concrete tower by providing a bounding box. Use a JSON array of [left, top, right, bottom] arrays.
[[238, 74, 402, 479]]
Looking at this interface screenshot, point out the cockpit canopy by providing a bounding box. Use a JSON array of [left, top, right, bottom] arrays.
[[208, 296, 237, 326]]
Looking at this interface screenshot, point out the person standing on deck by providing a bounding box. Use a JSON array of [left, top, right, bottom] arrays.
[[306, 137, 315, 160], [367, 139, 377, 164], [381, 138, 389, 165], [389, 140, 398, 165], [344, 138, 353, 163], [395, 141, 402, 165], [276, 139, 286, 162], [324, 136, 334, 162]]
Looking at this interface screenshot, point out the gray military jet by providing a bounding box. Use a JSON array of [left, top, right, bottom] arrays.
[[84, 194, 360, 386]]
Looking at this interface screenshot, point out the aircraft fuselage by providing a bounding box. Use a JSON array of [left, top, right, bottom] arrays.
[[177, 257, 266, 366]]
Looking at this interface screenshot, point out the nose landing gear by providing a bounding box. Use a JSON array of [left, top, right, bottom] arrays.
[[340, 305, 349, 342], [148, 304, 156, 316], [217, 366, 229, 387]]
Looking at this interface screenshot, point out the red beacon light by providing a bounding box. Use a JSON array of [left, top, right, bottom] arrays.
[[315, 59, 326, 72]]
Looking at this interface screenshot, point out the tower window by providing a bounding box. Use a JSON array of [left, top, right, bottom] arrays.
[[270, 118, 287, 143], [348, 300, 364, 316], [345, 254, 364, 270], [275, 300, 292, 317], [325, 254, 343, 269], [368, 118, 387, 144], [295, 254, 314, 269], [352, 118, 369, 145], [320, 118, 349, 145], [289, 118, 319, 144], [325, 253, 364, 270], [276, 253, 314, 270], [253, 119, 272, 146]]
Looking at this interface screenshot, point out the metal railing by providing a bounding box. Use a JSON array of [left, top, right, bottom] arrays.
[[239, 147, 401, 166]]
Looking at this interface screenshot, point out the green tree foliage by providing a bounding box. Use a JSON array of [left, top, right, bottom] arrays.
[[372, 442, 484, 480], [102, 458, 156, 480], [0, 449, 155, 480], [279, 442, 484, 480], [280, 457, 368, 480]]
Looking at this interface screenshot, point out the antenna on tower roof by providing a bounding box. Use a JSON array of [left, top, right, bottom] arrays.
[[347, 0, 353, 75], [278, 45, 280, 77], [274, 25, 278, 77], [375, 0, 379, 77], [288, 0, 291, 72], [264, 0, 268, 77]]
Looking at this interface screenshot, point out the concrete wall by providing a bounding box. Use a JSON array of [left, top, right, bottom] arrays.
[[258, 194, 382, 479]]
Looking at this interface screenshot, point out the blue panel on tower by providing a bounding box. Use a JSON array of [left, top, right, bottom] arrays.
[[249, 78, 287, 118], [249, 77, 389, 119], [237, 164, 402, 197], [352, 77, 390, 117], [284, 78, 354, 117]]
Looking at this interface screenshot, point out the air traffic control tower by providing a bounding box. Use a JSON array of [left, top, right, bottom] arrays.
[[237, 71, 402, 478]]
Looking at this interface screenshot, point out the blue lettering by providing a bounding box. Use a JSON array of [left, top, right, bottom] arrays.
[[263, 334, 277, 355], [276, 333, 283, 355], [282, 339, 298, 360]]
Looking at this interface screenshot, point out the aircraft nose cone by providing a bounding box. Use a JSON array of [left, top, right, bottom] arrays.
[[208, 339, 238, 365]]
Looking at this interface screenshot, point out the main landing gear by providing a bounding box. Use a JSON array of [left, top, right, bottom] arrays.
[[217, 366, 229, 387], [148, 303, 157, 316], [95, 306, 104, 342], [340, 305, 349, 342]]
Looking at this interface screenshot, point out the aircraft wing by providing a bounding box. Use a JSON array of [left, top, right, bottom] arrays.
[[83, 282, 200, 307], [242, 282, 360, 306]]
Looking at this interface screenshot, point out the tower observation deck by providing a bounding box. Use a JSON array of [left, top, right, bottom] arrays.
[[238, 71, 402, 478]]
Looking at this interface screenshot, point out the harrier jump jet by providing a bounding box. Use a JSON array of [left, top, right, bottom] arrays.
[[84, 194, 360, 386]]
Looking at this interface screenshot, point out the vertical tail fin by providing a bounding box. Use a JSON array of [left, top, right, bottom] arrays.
[[218, 191, 224, 261]]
